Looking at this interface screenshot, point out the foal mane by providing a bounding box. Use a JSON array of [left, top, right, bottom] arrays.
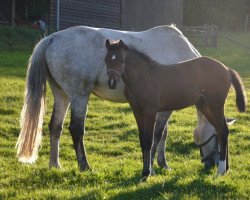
[[124, 44, 161, 68]]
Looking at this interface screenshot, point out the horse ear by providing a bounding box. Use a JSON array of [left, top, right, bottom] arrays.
[[118, 39, 124, 48], [106, 39, 111, 48]]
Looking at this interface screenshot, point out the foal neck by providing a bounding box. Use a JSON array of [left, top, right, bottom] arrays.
[[122, 46, 157, 82]]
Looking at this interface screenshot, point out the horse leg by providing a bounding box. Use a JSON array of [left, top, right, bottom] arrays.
[[48, 76, 69, 168], [196, 104, 229, 175], [69, 93, 91, 171], [151, 111, 173, 170]]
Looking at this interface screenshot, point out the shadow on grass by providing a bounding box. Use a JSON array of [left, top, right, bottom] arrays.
[[110, 174, 236, 200], [0, 69, 26, 79], [102, 122, 130, 130], [70, 170, 237, 200], [117, 106, 132, 113], [7, 161, 236, 200], [0, 127, 20, 138], [167, 141, 196, 156], [0, 108, 16, 115], [0, 95, 22, 103], [118, 128, 138, 140]]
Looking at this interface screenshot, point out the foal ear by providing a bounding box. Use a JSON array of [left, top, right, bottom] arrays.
[[118, 39, 124, 49], [106, 39, 111, 48]]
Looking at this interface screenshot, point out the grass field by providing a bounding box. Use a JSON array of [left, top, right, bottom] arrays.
[[0, 31, 249, 199]]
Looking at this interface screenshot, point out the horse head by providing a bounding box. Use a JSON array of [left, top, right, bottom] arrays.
[[194, 116, 236, 169]]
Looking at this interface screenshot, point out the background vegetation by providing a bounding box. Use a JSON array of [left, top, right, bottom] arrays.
[[183, 0, 250, 30], [0, 28, 249, 199], [0, 26, 41, 51]]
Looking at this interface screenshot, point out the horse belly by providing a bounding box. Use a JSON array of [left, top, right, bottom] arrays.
[[92, 86, 127, 103], [160, 89, 200, 111], [92, 74, 127, 103]]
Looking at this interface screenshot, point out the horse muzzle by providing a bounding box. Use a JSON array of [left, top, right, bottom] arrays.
[[203, 151, 220, 169], [108, 78, 117, 89]]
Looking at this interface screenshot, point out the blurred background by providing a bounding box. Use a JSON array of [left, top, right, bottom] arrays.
[[0, 0, 250, 50], [0, 0, 249, 31]]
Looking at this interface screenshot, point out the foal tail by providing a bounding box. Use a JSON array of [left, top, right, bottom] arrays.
[[16, 37, 52, 163], [229, 69, 247, 113]]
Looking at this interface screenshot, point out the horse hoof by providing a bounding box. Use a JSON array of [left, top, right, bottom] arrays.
[[217, 160, 226, 176], [49, 162, 61, 169], [150, 169, 156, 176], [158, 161, 171, 170]]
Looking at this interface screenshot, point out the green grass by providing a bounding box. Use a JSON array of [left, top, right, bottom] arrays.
[[0, 32, 250, 199]]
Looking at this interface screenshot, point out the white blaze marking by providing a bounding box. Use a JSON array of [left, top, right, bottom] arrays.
[[111, 55, 116, 60]]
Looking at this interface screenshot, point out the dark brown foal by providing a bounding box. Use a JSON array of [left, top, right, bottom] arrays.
[[105, 39, 246, 181]]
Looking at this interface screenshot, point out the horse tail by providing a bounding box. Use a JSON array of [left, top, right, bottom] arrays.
[[16, 37, 52, 163], [229, 69, 247, 113]]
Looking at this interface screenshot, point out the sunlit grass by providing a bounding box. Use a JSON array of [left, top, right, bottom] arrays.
[[0, 32, 249, 199]]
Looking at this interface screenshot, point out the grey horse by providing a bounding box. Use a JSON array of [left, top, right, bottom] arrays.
[[16, 25, 219, 173]]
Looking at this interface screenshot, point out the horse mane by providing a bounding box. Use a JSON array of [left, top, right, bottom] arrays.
[[124, 44, 160, 68]]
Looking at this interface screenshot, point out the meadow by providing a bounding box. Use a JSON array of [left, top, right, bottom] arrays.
[[0, 30, 249, 199]]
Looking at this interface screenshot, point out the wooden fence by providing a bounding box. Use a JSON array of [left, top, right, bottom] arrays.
[[182, 25, 218, 48]]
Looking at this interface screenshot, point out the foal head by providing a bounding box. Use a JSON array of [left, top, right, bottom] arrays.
[[105, 39, 125, 89]]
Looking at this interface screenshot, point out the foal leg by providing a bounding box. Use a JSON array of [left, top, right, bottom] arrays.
[[140, 112, 157, 181], [151, 111, 173, 170], [48, 78, 69, 168], [69, 93, 91, 171], [216, 119, 229, 175]]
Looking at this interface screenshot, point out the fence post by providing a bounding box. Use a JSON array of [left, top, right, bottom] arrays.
[[211, 25, 218, 48], [11, 0, 16, 26], [204, 24, 208, 46], [245, 14, 249, 32]]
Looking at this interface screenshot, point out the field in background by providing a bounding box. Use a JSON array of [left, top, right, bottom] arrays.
[[0, 29, 249, 199]]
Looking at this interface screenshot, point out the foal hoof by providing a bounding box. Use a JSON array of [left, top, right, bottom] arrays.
[[140, 170, 150, 182], [140, 175, 149, 182]]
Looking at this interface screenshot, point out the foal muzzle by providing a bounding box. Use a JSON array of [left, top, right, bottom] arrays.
[[107, 64, 125, 89], [108, 78, 117, 89]]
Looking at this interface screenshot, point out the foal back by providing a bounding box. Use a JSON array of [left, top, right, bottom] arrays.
[[150, 57, 232, 111]]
